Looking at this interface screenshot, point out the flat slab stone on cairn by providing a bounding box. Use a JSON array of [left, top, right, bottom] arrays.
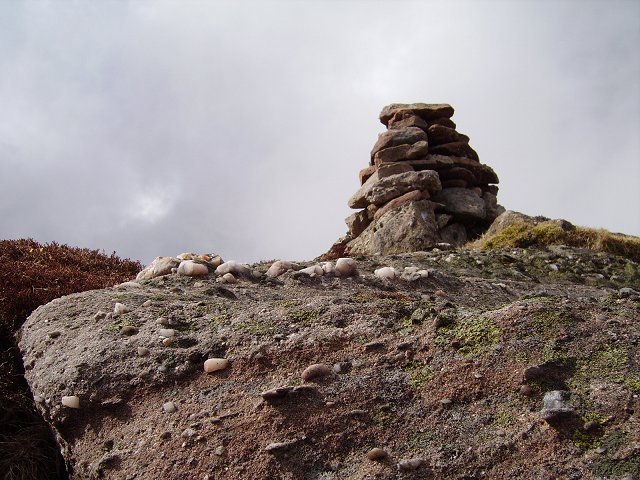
[[379, 103, 455, 126], [371, 127, 427, 160], [432, 187, 487, 221], [365, 170, 442, 207], [373, 140, 428, 165]]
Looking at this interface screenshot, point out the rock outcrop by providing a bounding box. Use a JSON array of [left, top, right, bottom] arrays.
[[341, 103, 504, 255]]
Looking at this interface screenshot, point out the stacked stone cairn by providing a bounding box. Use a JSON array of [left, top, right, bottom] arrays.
[[344, 103, 504, 255]]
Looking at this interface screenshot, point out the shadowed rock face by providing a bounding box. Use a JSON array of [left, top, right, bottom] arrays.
[[18, 245, 640, 479], [338, 103, 505, 256]]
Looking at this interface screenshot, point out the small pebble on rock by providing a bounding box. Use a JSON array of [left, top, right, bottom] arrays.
[[302, 363, 333, 381], [266, 260, 294, 278], [520, 385, 533, 396], [398, 458, 425, 471], [367, 447, 389, 461], [221, 273, 237, 284], [159, 328, 176, 338], [162, 401, 177, 413], [162, 337, 173, 347], [584, 420, 598, 431], [94, 311, 107, 320], [62, 395, 80, 409], [156, 317, 170, 326], [142, 300, 152, 307], [137, 347, 150, 357], [48, 331, 61, 339], [204, 358, 229, 373], [440, 398, 452, 407], [177, 260, 209, 277]]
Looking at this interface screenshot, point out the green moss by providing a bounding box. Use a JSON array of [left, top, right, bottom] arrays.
[[436, 316, 501, 356], [407, 431, 434, 450], [289, 309, 321, 326], [528, 309, 574, 338], [404, 362, 434, 388], [582, 411, 608, 425], [591, 456, 640, 478], [600, 430, 629, 454], [572, 429, 599, 450], [275, 299, 299, 309], [105, 314, 135, 332], [231, 318, 275, 336], [623, 374, 640, 393]]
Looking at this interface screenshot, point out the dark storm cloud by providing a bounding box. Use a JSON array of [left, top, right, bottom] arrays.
[[0, 0, 638, 264]]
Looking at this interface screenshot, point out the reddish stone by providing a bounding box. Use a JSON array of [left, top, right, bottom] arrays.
[[427, 125, 467, 146], [359, 166, 377, 185], [388, 112, 429, 131], [374, 190, 424, 221], [379, 103, 454, 126], [430, 142, 479, 161]]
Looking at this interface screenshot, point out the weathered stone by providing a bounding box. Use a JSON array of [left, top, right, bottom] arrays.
[[367, 448, 389, 461], [430, 142, 479, 161], [266, 260, 294, 278], [348, 172, 380, 209], [347, 200, 439, 255], [426, 117, 456, 129], [439, 223, 468, 247], [442, 179, 468, 189], [136, 256, 181, 281], [427, 124, 466, 145], [301, 363, 333, 381], [377, 162, 414, 179], [373, 190, 424, 221], [387, 112, 429, 131], [374, 266, 399, 280], [436, 213, 453, 229], [203, 358, 229, 373], [380, 103, 454, 126], [432, 188, 486, 220], [345, 210, 372, 238], [370, 127, 427, 160], [359, 166, 377, 185], [540, 390, 577, 422], [373, 140, 428, 165], [365, 170, 441, 207], [483, 191, 506, 222], [177, 260, 209, 277], [335, 258, 357, 277], [439, 167, 476, 184]]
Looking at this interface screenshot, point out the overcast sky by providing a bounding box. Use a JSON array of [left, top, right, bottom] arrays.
[[1, 0, 638, 264]]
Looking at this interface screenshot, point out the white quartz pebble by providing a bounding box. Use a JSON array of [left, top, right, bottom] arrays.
[[375, 266, 399, 280], [204, 358, 229, 373], [163, 401, 177, 413], [177, 260, 209, 277], [266, 260, 293, 278], [221, 273, 237, 284], [216, 261, 251, 276], [158, 329, 175, 338], [299, 265, 324, 276], [321, 262, 335, 275], [62, 395, 80, 409], [113, 303, 129, 315]]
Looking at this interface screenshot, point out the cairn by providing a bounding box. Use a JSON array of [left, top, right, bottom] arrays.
[[341, 103, 504, 256]]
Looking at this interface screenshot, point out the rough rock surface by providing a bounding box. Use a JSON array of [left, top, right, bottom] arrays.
[[19, 245, 640, 479]]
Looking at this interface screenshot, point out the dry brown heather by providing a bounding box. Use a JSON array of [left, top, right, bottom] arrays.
[[0, 239, 141, 480]]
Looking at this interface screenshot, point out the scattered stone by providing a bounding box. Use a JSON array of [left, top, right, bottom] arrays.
[[370, 127, 427, 159], [432, 188, 486, 221], [137, 347, 150, 357], [61, 395, 80, 409], [120, 326, 138, 336], [619, 287, 638, 298], [519, 385, 533, 396], [301, 363, 333, 382], [177, 260, 209, 277], [216, 261, 251, 277], [363, 341, 384, 351], [299, 265, 324, 276], [540, 390, 577, 422], [440, 398, 453, 407], [374, 266, 399, 280], [583, 421, 598, 431], [214, 446, 225, 456], [333, 362, 351, 374], [266, 260, 294, 278], [397, 458, 426, 471], [221, 273, 237, 284], [335, 258, 357, 277], [136, 256, 181, 280], [94, 311, 107, 320], [158, 329, 176, 338], [162, 401, 177, 413], [265, 438, 302, 453], [595, 446, 607, 454], [367, 447, 389, 461], [142, 300, 152, 307], [261, 386, 294, 402], [203, 358, 229, 373], [162, 338, 173, 347], [113, 303, 129, 315], [48, 331, 61, 339]]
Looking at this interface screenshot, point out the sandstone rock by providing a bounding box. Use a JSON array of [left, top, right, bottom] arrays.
[[373, 140, 428, 165], [177, 260, 209, 277], [266, 260, 294, 278], [380, 103, 454, 126], [359, 165, 377, 185], [373, 190, 424, 221], [365, 170, 441, 207], [440, 223, 468, 247], [427, 124, 466, 145], [347, 200, 440, 255], [370, 127, 427, 160], [377, 162, 414, 179], [345, 210, 372, 238], [136, 256, 181, 281], [61, 395, 80, 409], [430, 141, 479, 161], [432, 188, 486, 221], [387, 112, 429, 131]]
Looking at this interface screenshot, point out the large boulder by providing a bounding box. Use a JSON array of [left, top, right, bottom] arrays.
[[346, 199, 440, 255]]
